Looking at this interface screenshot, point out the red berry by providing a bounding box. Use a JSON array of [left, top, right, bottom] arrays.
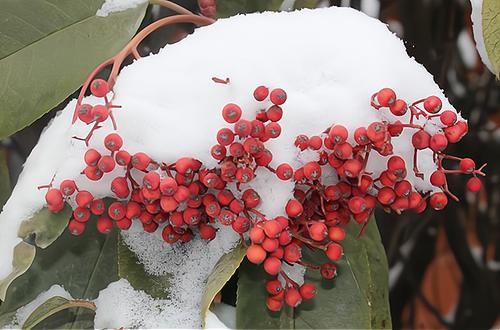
[[394, 180, 412, 197], [91, 199, 106, 215], [246, 244, 267, 264], [115, 150, 131, 166], [84, 149, 101, 167], [131, 152, 151, 171], [143, 172, 160, 190], [108, 202, 126, 221], [97, 155, 115, 173], [348, 196, 367, 214], [229, 198, 244, 214], [254, 85, 269, 101], [459, 158, 475, 173], [267, 105, 283, 122], [73, 207, 90, 223], [68, 219, 85, 236], [162, 225, 179, 243], [242, 189, 260, 208], [266, 280, 283, 296], [329, 125, 348, 144], [216, 128, 234, 146], [262, 238, 280, 252], [175, 157, 201, 175], [285, 199, 303, 217], [96, 217, 113, 234], [324, 185, 341, 201], [377, 187, 396, 205], [444, 121, 468, 143], [333, 142, 353, 160], [303, 161, 322, 180], [263, 257, 281, 275], [430, 133, 448, 152], [285, 288, 302, 307], [429, 192, 448, 210], [265, 122, 281, 139], [75, 191, 93, 208], [229, 142, 245, 158], [266, 297, 283, 312], [90, 79, 109, 97], [388, 121, 403, 137], [104, 133, 123, 152], [78, 104, 94, 124], [45, 188, 63, 206], [270, 88, 287, 105], [309, 222, 327, 241], [84, 166, 103, 181], [440, 110, 457, 126], [250, 227, 265, 244], [354, 127, 370, 145], [255, 149, 273, 166], [59, 180, 76, 196], [284, 243, 302, 263], [111, 177, 130, 198], [308, 136, 322, 150], [320, 263, 337, 279], [236, 167, 255, 183], [199, 223, 217, 241], [299, 283, 316, 300], [234, 119, 252, 137], [376, 88, 396, 107], [408, 191, 423, 209], [91, 105, 109, 122], [412, 130, 431, 149], [367, 122, 386, 142], [466, 177, 482, 192], [263, 220, 282, 238], [326, 242, 343, 261], [328, 227, 345, 241], [217, 209, 235, 226], [232, 216, 250, 233], [294, 135, 309, 150], [389, 99, 407, 116], [423, 96, 442, 114], [430, 170, 446, 187], [222, 103, 242, 123]]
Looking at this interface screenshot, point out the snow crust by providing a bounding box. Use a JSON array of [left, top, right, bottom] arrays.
[[470, 0, 495, 74], [0, 6, 463, 326], [8, 285, 72, 327], [96, 0, 147, 17]]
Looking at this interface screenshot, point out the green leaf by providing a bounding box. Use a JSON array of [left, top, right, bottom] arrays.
[[18, 207, 72, 249], [22, 296, 95, 330], [0, 207, 72, 301], [236, 217, 391, 329], [0, 148, 11, 208], [0, 242, 36, 303], [0, 225, 118, 328], [117, 235, 171, 299], [0, 0, 148, 138], [201, 244, 246, 327], [483, 0, 500, 77]]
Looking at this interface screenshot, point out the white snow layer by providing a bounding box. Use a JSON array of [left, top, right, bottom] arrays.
[[8, 285, 73, 327], [96, 0, 147, 17], [0, 6, 463, 326], [470, 0, 495, 74]]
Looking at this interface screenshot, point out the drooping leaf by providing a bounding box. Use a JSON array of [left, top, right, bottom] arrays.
[[0, 148, 11, 208], [483, 0, 500, 77], [201, 244, 246, 327], [0, 242, 36, 303], [0, 225, 118, 328], [236, 217, 391, 329], [22, 296, 95, 330], [117, 235, 171, 299], [0, 0, 148, 138]]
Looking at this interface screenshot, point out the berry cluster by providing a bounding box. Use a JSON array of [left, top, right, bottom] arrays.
[[41, 79, 484, 312]]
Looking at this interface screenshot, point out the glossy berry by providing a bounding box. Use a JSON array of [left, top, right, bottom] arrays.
[[320, 263, 337, 279], [270, 88, 287, 105], [108, 202, 126, 220], [131, 152, 151, 171], [429, 192, 448, 211], [254, 85, 269, 101], [143, 172, 160, 190], [267, 105, 283, 122], [68, 219, 85, 236], [276, 163, 294, 180], [266, 297, 283, 312], [376, 88, 396, 107], [284, 243, 302, 263], [459, 158, 475, 173], [440, 110, 457, 126], [91, 105, 109, 122], [75, 191, 93, 208], [263, 257, 281, 275], [389, 99, 407, 116], [412, 130, 431, 149], [250, 227, 265, 244], [84, 149, 101, 167], [199, 224, 217, 241], [104, 133, 123, 152], [303, 161, 322, 180], [423, 96, 442, 114], [78, 104, 94, 124], [96, 217, 113, 234], [286, 199, 303, 217], [430, 170, 446, 187], [222, 103, 242, 123], [115, 150, 131, 166], [285, 288, 302, 307], [90, 79, 109, 97], [309, 222, 327, 241], [348, 196, 367, 214], [266, 280, 283, 296], [430, 133, 448, 152], [299, 283, 316, 300], [246, 244, 267, 264], [328, 227, 346, 241], [97, 155, 115, 173], [329, 125, 348, 144], [326, 242, 343, 261], [466, 177, 482, 192]]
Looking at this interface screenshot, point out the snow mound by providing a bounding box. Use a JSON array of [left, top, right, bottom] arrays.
[[96, 0, 147, 17], [1, 7, 463, 324], [8, 285, 72, 327]]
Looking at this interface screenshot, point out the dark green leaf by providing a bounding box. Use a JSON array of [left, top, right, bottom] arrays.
[[0, 0, 148, 138], [201, 244, 246, 327], [22, 296, 95, 330], [117, 235, 171, 299], [0, 242, 36, 303], [483, 0, 500, 77], [236, 217, 391, 329]]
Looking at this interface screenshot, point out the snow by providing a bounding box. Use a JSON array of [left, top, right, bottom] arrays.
[[8, 285, 72, 327], [457, 29, 478, 69], [360, 0, 380, 18], [96, 0, 147, 17], [0, 6, 463, 325], [470, 0, 495, 74]]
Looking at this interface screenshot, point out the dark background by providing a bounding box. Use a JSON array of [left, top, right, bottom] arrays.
[[1, 0, 499, 329]]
